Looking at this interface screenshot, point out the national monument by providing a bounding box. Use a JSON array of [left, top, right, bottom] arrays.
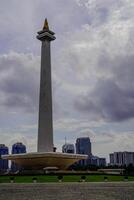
[[37, 19, 55, 153], [2, 19, 87, 170]]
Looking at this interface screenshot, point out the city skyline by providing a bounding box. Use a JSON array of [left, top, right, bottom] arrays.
[[0, 0, 134, 160]]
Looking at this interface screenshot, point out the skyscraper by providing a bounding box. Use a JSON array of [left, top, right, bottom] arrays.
[[11, 142, 26, 172], [109, 153, 114, 165], [76, 137, 92, 155], [37, 19, 56, 152], [76, 137, 92, 166], [109, 152, 134, 166], [0, 144, 8, 171], [62, 144, 75, 154]]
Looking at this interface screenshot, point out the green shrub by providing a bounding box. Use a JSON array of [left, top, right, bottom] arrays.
[[57, 175, 63, 181], [104, 176, 108, 181]]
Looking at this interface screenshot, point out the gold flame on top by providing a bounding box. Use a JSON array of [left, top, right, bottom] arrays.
[[43, 18, 49, 30]]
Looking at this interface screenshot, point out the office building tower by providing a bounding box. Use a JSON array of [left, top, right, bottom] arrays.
[[97, 157, 106, 166], [0, 144, 8, 171], [76, 137, 91, 155], [76, 137, 92, 166], [91, 156, 106, 166], [62, 144, 75, 154], [123, 152, 134, 166], [109, 152, 134, 166], [109, 153, 114, 165], [11, 142, 26, 172]]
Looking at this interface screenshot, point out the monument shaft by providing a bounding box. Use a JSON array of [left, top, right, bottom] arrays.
[[37, 20, 55, 152]]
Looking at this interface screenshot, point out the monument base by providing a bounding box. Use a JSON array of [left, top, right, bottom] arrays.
[[2, 152, 88, 170]]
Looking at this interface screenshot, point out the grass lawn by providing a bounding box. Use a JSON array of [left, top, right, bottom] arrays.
[[0, 175, 134, 183]]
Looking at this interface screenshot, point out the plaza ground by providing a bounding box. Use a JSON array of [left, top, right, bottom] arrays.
[[0, 182, 134, 200]]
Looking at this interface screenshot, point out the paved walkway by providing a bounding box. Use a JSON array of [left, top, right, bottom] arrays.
[[0, 182, 134, 200]]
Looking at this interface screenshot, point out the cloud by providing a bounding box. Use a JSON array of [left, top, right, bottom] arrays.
[[57, 0, 134, 122], [0, 129, 37, 153], [54, 118, 104, 132], [0, 52, 39, 112], [75, 77, 134, 122]]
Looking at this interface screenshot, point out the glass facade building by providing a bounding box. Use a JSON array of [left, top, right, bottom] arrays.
[[0, 144, 8, 171], [62, 144, 75, 153], [11, 142, 26, 172], [76, 137, 92, 166]]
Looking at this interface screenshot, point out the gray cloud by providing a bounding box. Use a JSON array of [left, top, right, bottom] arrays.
[[57, 0, 134, 123], [75, 77, 134, 122], [0, 0, 89, 54], [0, 52, 64, 118], [0, 52, 39, 112]]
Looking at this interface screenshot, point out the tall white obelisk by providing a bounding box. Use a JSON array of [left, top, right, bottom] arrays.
[[37, 19, 56, 152]]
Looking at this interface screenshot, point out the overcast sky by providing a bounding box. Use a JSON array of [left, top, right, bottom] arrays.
[[0, 0, 134, 161]]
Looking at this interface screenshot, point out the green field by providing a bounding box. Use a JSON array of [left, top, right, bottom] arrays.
[[0, 175, 134, 183]]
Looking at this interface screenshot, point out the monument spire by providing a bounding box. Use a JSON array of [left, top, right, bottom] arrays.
[[43, 18, 49, 30], [37, 20, 56, 152]]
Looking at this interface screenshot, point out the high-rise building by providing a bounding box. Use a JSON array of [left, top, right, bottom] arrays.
[[91, 156, 106, 166], [109, 153, 114, 165], [109, 152, 134, 166], [123, 152, 134, 166], [62, 144, 75, 154], [97, 157, 106, 166], [76, 137, 92, 166], [11, 143, 26, 172], [0, 144, 8, 171], [76, 137, 92, 155]]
